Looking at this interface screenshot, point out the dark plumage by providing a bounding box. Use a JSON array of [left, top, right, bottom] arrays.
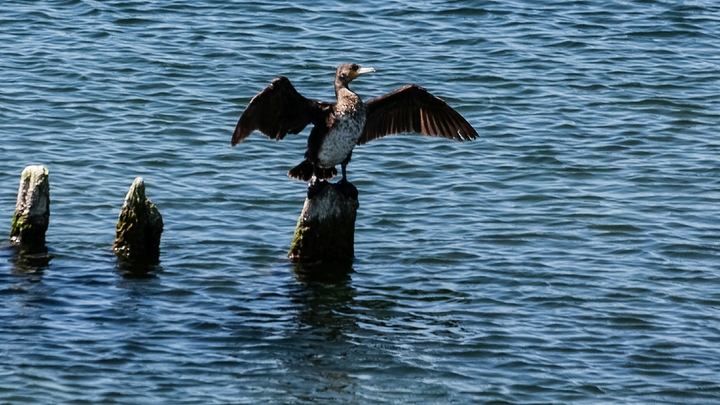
[[231, 63, 478, 183]]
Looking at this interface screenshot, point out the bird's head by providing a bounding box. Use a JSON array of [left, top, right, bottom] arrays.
[[335, 63, 375, 86]]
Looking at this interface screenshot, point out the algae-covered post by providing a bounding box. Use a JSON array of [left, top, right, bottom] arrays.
[[288, 182, 359, 264], [10, 165, 50, 250], [113, 177, 163, 263]]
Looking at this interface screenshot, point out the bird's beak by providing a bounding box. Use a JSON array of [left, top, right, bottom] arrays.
[[356, 67, 375, 75]]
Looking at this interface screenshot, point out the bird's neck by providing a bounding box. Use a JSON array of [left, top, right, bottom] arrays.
[[334, 79, 350, 96], [334, 81, 361, 106]]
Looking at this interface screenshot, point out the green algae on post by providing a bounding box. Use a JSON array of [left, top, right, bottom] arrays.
[[10, 165, 50, 250], [113, 177, 163, 264]]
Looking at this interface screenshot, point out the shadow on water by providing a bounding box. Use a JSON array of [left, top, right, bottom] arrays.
[[114, 257, 161, 279], [281, 261, 362, 399], [292, 260, 354, 285], [2, 242, 53, 277], [290, 260, 357, 338]]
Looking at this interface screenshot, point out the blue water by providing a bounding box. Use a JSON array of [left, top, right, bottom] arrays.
[[2, 0, 720, 403]]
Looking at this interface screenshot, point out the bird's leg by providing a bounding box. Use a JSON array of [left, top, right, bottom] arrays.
[[340, 164, 348, 184], [339, 151, 352, 184]]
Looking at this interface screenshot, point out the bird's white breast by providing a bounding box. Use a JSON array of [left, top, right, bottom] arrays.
[[317, 112, 366, 167]]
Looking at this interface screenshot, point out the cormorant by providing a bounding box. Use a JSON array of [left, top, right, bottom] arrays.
[[231, 63, 478, 183]]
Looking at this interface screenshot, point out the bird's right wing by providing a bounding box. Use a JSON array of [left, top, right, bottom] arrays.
[[231, 76, 333, 146]]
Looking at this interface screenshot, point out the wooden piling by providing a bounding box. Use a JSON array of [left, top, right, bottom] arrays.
[[10, 165, 50, 251], [288, 181, 359, 264], [113, 177, 163, 263]]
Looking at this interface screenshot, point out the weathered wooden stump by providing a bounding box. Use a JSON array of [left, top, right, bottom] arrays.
[[10, 165, 50, 251], [288, 181, 359, 264], [113, 177, 163, 264]]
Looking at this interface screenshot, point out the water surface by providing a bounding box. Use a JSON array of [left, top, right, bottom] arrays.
[[1, 0, 720, 403]]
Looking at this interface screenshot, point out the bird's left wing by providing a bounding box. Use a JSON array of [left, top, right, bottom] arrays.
[[232, 76, 333, 146], [358, 84, 478, 145]]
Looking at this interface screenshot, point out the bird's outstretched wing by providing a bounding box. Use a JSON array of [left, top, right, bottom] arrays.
[[358, 85, 478, 145], [231, 76, 333, 146]]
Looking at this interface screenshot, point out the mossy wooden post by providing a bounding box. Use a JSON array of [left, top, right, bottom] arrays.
[[288, 182, 359, 263], [10, 165, 50, 251], [113, 177, 163, 263]]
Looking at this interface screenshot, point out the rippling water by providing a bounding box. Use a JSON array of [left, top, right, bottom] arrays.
[[2, 0, 720, 403]]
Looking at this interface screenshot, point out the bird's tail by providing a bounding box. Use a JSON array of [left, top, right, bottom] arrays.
[[316, 166, 338, 181], [287, 160, 337, 182]]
